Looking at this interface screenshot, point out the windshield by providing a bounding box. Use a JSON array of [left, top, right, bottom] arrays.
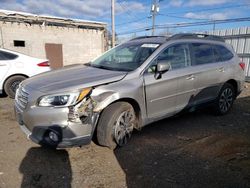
[[90, 42, 160, 71]]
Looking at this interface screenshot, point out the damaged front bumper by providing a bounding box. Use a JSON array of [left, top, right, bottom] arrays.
[[15, 97, 100, 148]]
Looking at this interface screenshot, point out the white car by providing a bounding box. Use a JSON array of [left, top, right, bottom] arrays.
[[0, 48, 50, 98]]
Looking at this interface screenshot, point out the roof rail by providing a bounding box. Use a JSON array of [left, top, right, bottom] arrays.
[[168, 33, 225, 42], [130, 35, 166, 41]]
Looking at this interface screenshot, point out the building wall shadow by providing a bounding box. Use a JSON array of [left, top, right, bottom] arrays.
[[19, 147, 72, 188]]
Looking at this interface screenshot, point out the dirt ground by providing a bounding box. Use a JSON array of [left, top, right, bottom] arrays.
[[0, 84, 250, 188]]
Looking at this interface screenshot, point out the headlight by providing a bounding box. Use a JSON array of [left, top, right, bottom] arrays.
[[38, 88, 91, 107]]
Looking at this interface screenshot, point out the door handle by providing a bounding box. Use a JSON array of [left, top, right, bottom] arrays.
[[186, 75, 195, 80], [218, 67, 225, 72], [0, 63, 7, 66]]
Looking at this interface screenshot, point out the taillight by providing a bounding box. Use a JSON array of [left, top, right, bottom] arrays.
[[239, 62, 245, 71], [37, 61, 50, 67]]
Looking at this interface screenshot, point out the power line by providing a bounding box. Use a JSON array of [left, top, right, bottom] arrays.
[[158, 13, 209, 21], [167, 3, 250, 15], [114, 2, 250, 36], [117, 17, 250, 36], [115, 2, 250, 27], [156, 17, 250, 29], [117, 1, 141, 20], [116, 17, 149, 27]]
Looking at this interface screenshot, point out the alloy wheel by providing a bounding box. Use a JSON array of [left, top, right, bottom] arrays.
[[113, 109, 135, 146], [10, 80, 21, 94], [219, 88, 233, 113]]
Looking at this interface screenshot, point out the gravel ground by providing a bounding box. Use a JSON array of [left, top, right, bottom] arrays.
[[0, 83, 250, 188]]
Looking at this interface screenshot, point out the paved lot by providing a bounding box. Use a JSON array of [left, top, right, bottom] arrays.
[[0, 84, 250, 188]]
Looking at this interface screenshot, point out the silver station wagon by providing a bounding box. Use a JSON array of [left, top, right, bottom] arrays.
[[15, 34, 245, 149]]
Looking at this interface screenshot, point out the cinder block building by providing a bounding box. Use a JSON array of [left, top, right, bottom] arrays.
[[0, 10, 107, 69]]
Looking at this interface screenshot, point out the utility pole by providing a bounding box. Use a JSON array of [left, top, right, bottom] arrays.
[[111, 0, 115, 48], [151, 0, 159, 36]]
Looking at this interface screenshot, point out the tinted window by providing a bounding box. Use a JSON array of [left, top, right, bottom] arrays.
[[213, 46, 222, 62], [157, 43, 191, 70], [191, 43, 214, 65], [0, 50, 18, 60], [0, 52, 5, 60], [214, 45, 234, 61]]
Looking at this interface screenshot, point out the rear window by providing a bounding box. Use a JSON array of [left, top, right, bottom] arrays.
[[191, 43, 214, 65], [0, 50, 18, 60], [214, 45, 234, 61]]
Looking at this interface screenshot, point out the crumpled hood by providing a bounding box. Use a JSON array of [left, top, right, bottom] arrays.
[[22, 65, 127, 93]]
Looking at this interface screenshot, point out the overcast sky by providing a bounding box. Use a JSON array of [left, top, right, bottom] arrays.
[[0, 0, 250, 37]]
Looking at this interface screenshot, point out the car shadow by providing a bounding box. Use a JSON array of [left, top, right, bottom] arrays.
[[19, 147, 72, 188], [114, 96, 250, 188], [0, 93, 7, 98]]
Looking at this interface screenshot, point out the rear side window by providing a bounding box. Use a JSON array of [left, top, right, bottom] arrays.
[[191, 43, 214, 65], [214, 45, 234, 61], [0, 50, 18, 60]]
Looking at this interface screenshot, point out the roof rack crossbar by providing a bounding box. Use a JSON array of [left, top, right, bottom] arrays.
[[167, 33, 225, 42]]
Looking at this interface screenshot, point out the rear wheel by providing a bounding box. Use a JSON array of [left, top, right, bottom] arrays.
[[213, 83, 235, 115], [97, 102, 136, 149], [4, 75, 26, 98]]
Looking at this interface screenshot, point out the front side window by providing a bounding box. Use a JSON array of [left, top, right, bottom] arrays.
[[157, 43, 191, 70], [90, 42, 159, 71], [146, 43, 191, 73], [191, 43, 214, 65]]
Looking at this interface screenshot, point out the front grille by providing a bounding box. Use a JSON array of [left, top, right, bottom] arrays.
[[16, 86, 29, 110]]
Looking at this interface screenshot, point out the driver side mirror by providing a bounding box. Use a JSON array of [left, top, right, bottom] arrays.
[[155, 60, 171, 79]]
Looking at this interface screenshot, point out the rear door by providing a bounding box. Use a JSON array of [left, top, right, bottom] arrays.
[[190, 43, 224, 104]]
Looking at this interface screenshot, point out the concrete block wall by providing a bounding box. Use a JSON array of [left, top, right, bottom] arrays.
[[0, 22, 106, 66]]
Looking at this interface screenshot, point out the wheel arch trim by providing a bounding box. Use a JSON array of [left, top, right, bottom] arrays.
[[92, 94, 142, 129]]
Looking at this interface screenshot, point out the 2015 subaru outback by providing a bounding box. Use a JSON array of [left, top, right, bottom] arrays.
[[15, 34, 245, 149]]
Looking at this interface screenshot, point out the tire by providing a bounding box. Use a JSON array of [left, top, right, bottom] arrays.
[[97, 102, 136, 149], [213, 83, 236, 115], [4, 75, 26, 98]]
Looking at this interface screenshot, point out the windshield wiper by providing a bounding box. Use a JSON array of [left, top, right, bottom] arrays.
[[90, 64, 118, 71], [84, 62, 91, 66]]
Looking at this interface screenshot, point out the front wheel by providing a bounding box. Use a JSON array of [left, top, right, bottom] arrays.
[[97, 102, 136, 149], [213, 83, 235, 115]]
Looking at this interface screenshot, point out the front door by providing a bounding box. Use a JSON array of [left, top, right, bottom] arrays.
[[144, 43, 194, 119]]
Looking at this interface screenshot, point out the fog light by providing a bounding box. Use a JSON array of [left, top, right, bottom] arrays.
[[48, 131, 59, 142]]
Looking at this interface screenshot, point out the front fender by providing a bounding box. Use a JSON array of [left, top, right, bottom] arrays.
[[91, 90, 120, 112]]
